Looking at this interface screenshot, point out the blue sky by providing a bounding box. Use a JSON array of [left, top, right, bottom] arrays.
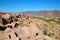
[[0, 0, 60, 12]]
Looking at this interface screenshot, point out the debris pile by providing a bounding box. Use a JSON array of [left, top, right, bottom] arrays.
[[0, 13, 56, 40]]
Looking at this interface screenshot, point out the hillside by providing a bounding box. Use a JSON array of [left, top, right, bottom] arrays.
[[0, 12, 60, 40]]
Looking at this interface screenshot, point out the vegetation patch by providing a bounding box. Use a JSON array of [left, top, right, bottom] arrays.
[[32, 16, 60, 24], [43, 30, 53, 37]]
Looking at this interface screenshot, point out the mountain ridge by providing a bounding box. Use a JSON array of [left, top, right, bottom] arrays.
[[20, 10, 60, 18]]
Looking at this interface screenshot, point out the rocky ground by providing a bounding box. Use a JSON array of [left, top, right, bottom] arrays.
[[0, 12, 60, 40]]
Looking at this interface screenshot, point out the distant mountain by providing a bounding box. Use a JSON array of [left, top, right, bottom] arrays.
[[20, 10, 60, 17]]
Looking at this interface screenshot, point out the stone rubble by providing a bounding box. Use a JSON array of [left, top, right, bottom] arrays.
[[0, 13, 56, 40]]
